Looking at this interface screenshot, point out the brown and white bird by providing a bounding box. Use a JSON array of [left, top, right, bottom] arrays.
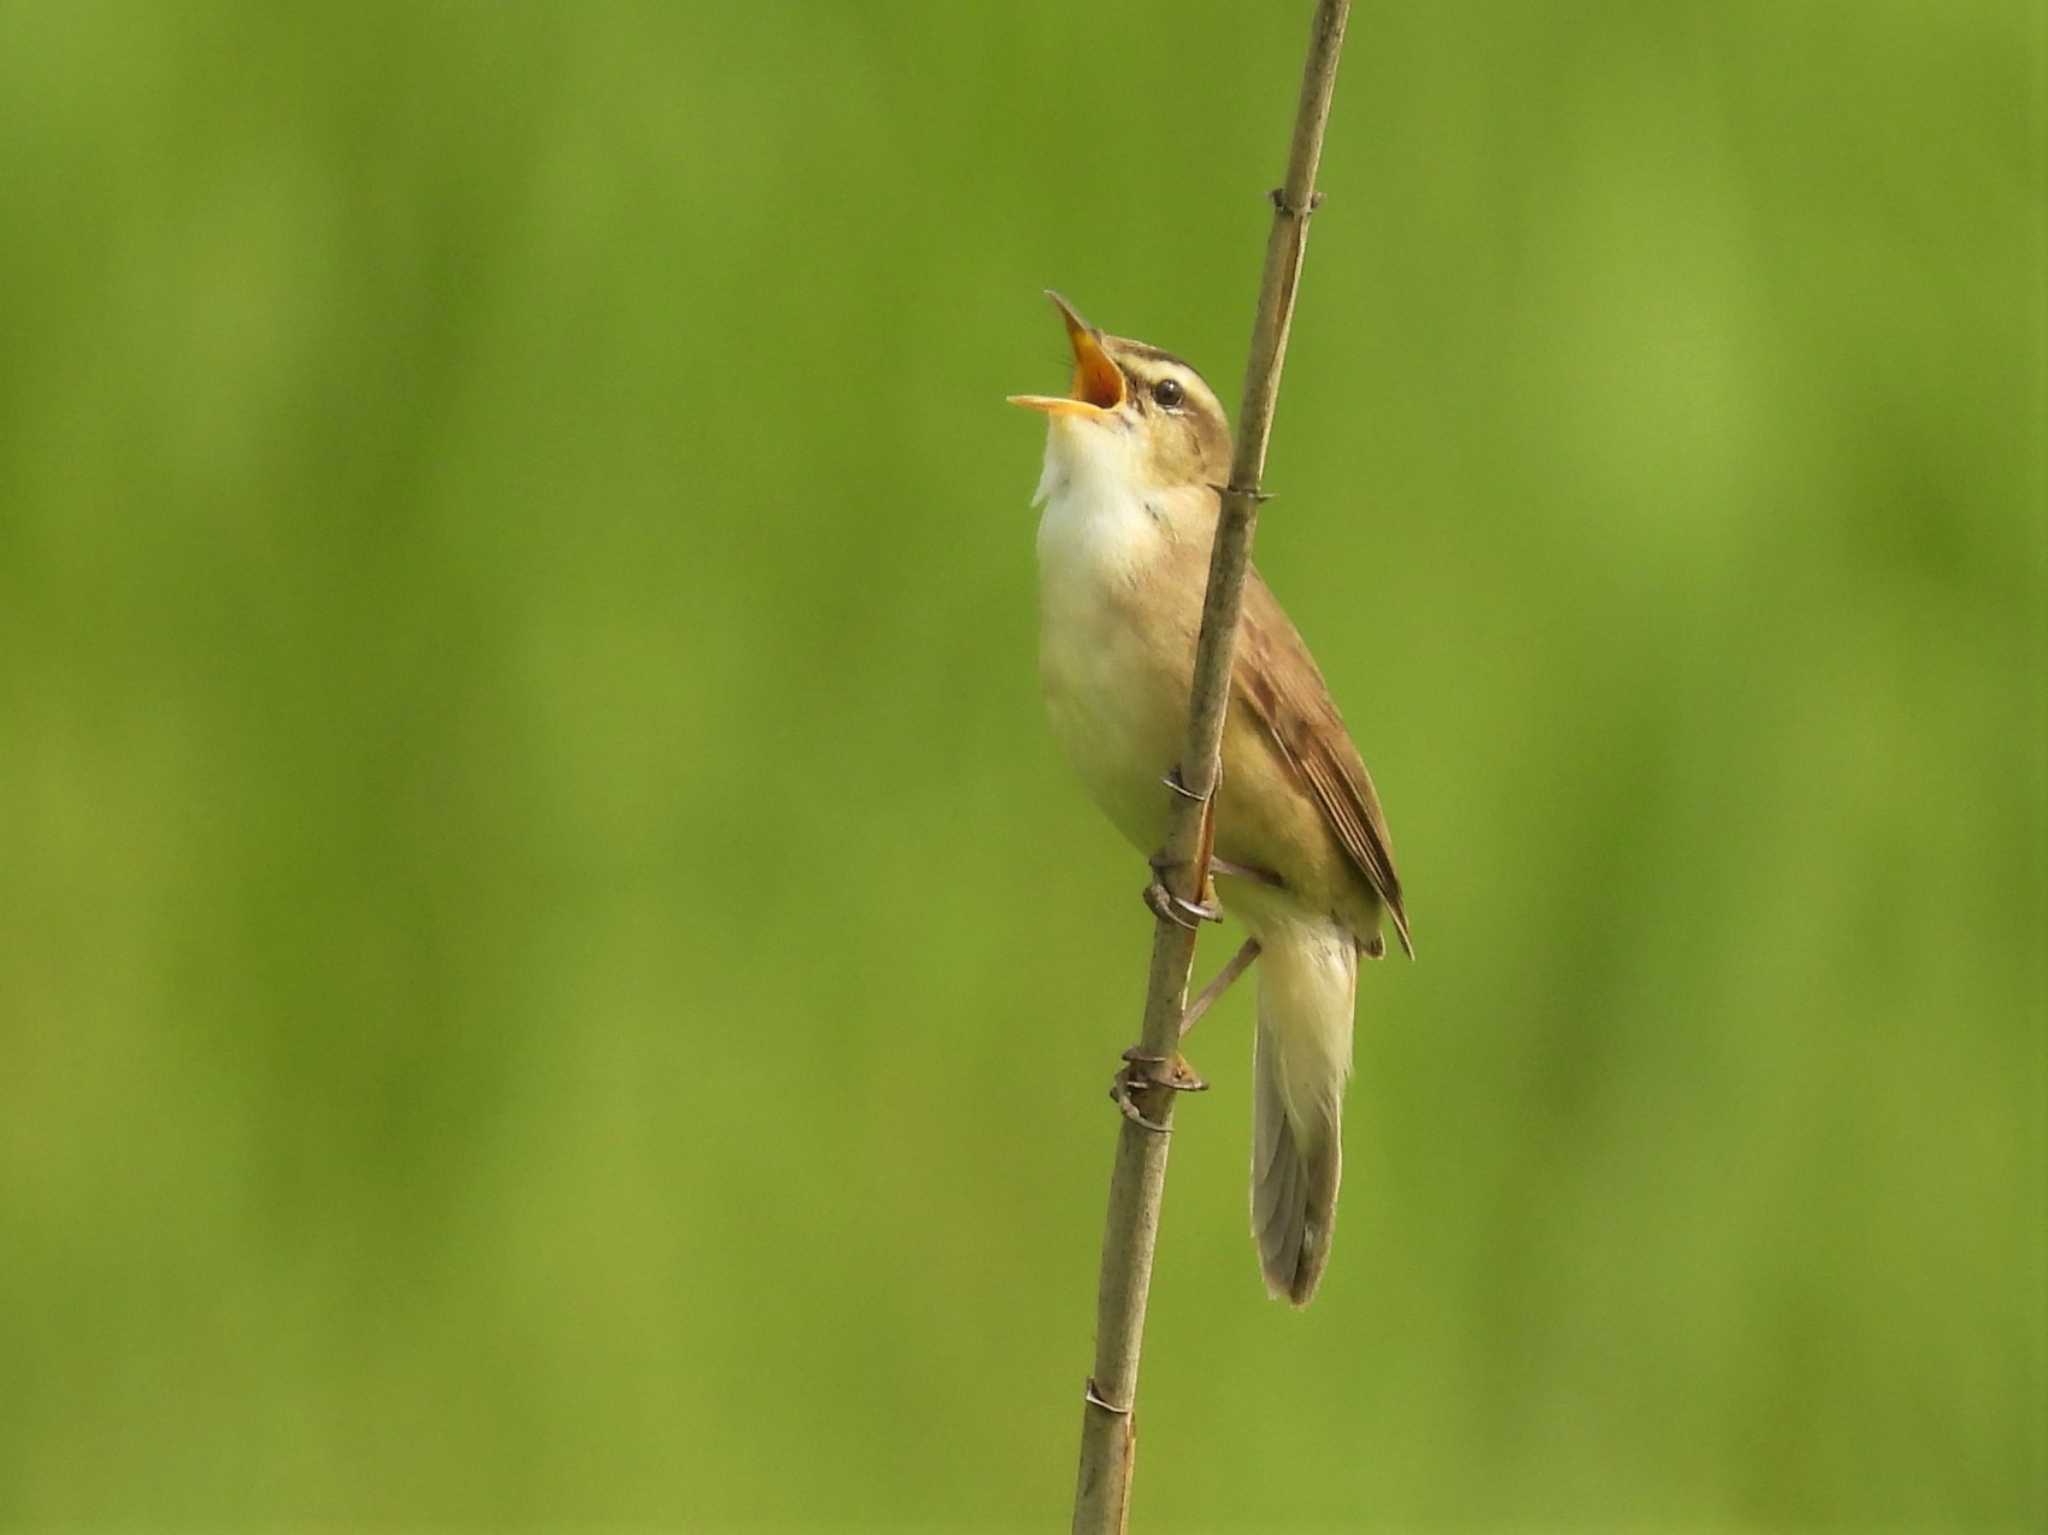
[[1012, 293, 1409, 1306]]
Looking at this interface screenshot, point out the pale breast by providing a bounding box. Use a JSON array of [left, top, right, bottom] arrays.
[[1035, 478, 1194, 855]]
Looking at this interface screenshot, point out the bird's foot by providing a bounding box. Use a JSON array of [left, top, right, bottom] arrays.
[[1143, 880, 1219, 929], [1143, 851, 1221, 929], [1109, 1047, 1208, 1133]]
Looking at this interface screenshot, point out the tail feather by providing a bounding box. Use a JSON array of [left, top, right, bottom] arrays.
[[1248, 923, 1356, 1306]]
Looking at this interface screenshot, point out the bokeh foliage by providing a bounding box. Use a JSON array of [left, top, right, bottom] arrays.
[[0, 2, 2040, 1529]]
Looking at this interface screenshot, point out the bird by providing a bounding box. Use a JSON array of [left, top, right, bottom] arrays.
[[1010, 291, 1409, 1306]]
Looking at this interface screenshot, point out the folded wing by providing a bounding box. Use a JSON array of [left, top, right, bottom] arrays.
[[1233, 568, 1413, 957]]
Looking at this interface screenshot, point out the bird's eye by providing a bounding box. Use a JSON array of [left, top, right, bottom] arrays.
[[1151, 377, 1185, 410]]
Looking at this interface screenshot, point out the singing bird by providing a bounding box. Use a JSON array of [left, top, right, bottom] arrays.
[[1012, 293, 1410, 1306]]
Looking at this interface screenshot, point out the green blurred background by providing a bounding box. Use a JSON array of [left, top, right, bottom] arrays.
[[1, 2, 2040, 1529]]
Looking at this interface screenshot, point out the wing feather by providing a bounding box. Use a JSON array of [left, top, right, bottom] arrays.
[[1234, 568, 1413, 956]]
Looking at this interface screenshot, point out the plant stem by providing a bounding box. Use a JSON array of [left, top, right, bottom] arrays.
[[1068, 3, 1353, 1531]]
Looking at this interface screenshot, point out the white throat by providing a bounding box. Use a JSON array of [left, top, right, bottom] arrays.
[[1032, 417, 1161, 597]]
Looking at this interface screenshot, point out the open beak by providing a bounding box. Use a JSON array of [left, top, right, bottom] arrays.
[[1007, 291, 1127, 418]]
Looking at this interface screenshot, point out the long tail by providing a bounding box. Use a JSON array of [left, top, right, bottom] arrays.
[[1249, 921, 1357, 1306]]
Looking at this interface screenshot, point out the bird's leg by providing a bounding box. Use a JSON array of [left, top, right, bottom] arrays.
[[1119, 762, 1237, 1128], [1210, 857, 1284, 889], [1109, 1044, 1209, 1133], [1143, 765, 1223, 928], [1180, 937, 1262, 1039]]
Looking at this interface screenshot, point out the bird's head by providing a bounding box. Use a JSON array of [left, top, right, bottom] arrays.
[[1009, 292, 1232, 496]]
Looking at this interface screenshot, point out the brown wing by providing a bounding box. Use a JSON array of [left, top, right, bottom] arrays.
[[1234, 567, 1413, 956]]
